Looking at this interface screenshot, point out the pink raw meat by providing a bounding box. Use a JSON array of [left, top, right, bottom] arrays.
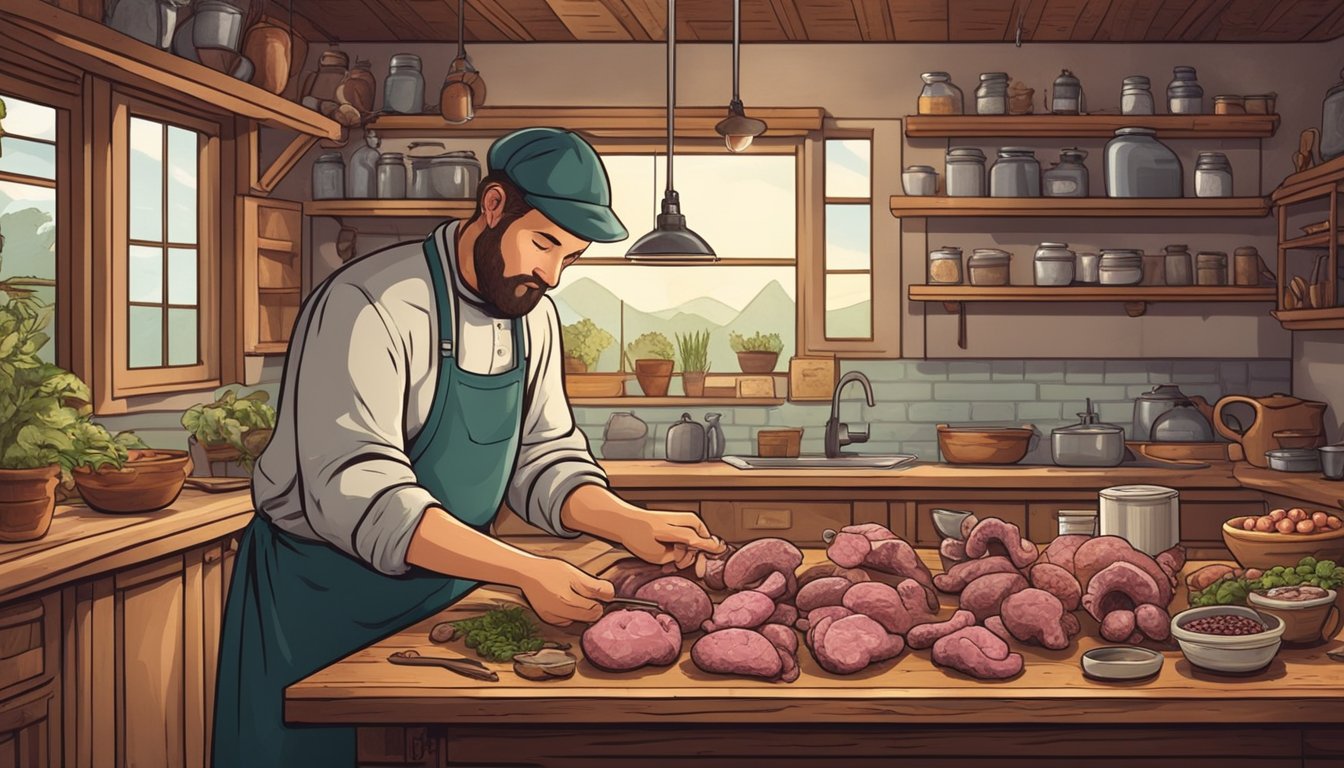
[[810, 614, 904, 675], [796, 577, 854, 612], [767, 602, 799, 627], [754, 571, 790, 601], [724, 539, 804, 592], [964, 518, 1038, 570], [635, 577, 713, 635], [906, 610, 977, 650], [959, 572, 1029, 622], [934, 556, 1019, 594], [760, 623, 799, 655], [702, 590, 776, 633], [691, 628, 783, 680], [582, 610, 682, 672], [931, 626, 1024, 680], [828, 531, 872, 568]]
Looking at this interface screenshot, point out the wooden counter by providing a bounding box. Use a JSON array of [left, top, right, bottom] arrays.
[[1235, 464, 1344, 511]]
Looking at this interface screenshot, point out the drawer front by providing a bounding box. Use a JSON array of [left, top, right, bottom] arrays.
[[1181, 501, 1259, 550], [913, 503, 1027, 547], [0, 595, 54, 699], [701, 501, 850, 546]]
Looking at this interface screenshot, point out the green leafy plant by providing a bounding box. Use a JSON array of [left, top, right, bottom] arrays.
[[1189, 556, 1344, 607], [625, 331, 674, 363], [560, 318, 615, 370], [66, 423, 148, 473], [450, 606, 546, 662], [675, 330, 711, 373], [729, 331, 784, 354], [181, 389, 277, 472]]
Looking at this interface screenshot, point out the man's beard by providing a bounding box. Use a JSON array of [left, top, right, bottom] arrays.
[[473, 221, 546, 318]]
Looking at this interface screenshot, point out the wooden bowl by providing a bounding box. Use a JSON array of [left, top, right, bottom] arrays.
[[1221, 519, 1344, 570], [73, 449, 192, 514], [936, 424, 1035, 464]]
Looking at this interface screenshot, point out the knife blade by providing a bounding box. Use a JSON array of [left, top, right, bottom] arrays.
[[605, 596, 663, 611]]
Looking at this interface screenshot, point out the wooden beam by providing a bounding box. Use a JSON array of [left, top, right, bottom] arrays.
[[471, 0, 534, 40], [615, 0, 665, 39], [1068, 0, 1112, 39], [768, 0, 807, 39], [255, 135, 321, 195], [289, 0, 399, 39], [366, 106, 826, 137], [948, 0, 1014, 40], [596, 0, 655, 39], [885, 0, 948, 40], [541, 0, 635, 39], [1304, 0, 1344, 38], [357, 0, 433, 40]]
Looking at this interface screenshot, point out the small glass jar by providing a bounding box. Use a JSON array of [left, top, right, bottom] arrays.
[[1194, 152, 1233, 198], [1164, 244, 1193, 286], [990, 147, 1041, 197], [1196, 251, 1228, 286], [1244, 93, 1277, 115], [918, 72, 963, 115], [1105, 127, 1182, 198], [311, 152, 345, 200], [382, 53, 425, 114], [1043, 148, 1089, 197], [945, 147, 987, 197], [1213, 95, 1246, 115], [929, 246, 964, 285], [1234, 246, 1264, 286], [1075, 252, 1100, 283], [902, 165, 938, 196], [1034, 243, 1076, 286], [1167, 66, 1204, 114], [968, 249, 1011, 286], [1050, 69, 1083, 115], [346, 129, 381, 198], [1099, 250, 1143, 285], [1058, 510, 1098, 536], [976, 72, 1009, 115], [376, 152, 407, 199], [1121, 75, 1154, 115]]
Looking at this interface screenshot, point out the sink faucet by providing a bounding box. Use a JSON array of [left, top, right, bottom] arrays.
[[825, 371, 875, 458]]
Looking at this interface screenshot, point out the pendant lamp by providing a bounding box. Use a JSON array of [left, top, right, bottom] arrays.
[[440, 0, 487, 124], [715, 0, 766, 152], [625, 0, 717, 263]]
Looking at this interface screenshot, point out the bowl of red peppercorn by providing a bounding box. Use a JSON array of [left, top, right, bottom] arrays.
[[1170, 605, 1285, 674]]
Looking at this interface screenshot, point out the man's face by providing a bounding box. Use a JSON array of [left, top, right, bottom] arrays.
[[474, 208, 589, 317]]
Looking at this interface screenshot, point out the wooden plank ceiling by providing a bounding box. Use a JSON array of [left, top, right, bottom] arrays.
[[287, 0, 1344, 42]]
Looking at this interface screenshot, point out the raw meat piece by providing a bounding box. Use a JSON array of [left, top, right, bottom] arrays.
[[959, 514, 980, 540], [906, 609, 977, 650], [842, 581, 918, 635], [1081, 562, 1164, 621], [760, 623, 799, 655], [802, 605, 855, 644], [776, 646, 800, 683], [1185, 564, 1236, 593], [827, 531, 872, 568], [606, 558, 665, 597], [691, 629, 783, 680], [582, 610, 681, 672], [999, 589, 1071, 650], [895, 579, 939, 625], [1035, 534, 1090, 574], [1134, 603, 1171, 641], [1061, 611, 1080, 636], [701, 545, 737, 591], [724, 539, 804, 592], [635, 577, 713, 635], [767, 602, 798, 627], [754, 571, 790, 601], [796, 577, 853, 612], [939, 537, 969, 568], [865, 539, 938, 600], [983, 616, 1012, 645], [931, 626, 1024, 680], [702, 590, 776, 633], [845, 522, 900, 541], [1099, 609, 1137, 643], [934, 556, 1019, 594], [1156, 545, 1187, 579], [809, 614, 904, 675], [1028, 563, 1082, 612], [798, 563, 870, 586], [959, 572, 1029, 622], [1072, 536, 1175, 604], [964, 518, 1038, 570]]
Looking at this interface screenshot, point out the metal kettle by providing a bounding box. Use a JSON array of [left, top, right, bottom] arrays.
[[704, 413, 725, 460], [1150, 399, 1215, 442], [1132, 384, 1215, 442], [665, 413, 707, 463]]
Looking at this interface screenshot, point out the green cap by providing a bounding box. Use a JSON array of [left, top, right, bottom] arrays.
[[487, 128, 628, 243]]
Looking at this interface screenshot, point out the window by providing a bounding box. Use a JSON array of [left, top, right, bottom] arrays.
[[0, 93, 58, 362], [557, 145, 798, 379], [823, 138, 872, 340]]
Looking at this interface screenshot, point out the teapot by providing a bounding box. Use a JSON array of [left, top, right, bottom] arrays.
[[1212, 393, 1328, 468], [665, 413, 706, 463], [1132, 384, 1215, 442]]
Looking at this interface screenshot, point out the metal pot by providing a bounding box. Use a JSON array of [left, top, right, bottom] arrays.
[[1052, 399, 1125, 467], [665, 413, 706, 463], [192, 0, 244, 52], [1132, 384, 1215, 442], [1265, 449, 1322, 473], [1099, 485, 1180, 556], [1150, 400, 1214, 442]]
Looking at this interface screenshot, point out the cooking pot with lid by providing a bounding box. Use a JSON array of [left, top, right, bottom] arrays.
[[1052, 398, 1125, 467]]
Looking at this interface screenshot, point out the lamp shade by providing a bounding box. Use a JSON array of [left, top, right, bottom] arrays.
[[625, 191, 717, 263]]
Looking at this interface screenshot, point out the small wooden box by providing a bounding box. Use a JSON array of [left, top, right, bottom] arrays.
[[788, 356, 839, 401], [736, 376, 775, 398]]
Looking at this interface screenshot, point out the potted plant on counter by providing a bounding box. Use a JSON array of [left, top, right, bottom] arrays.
[[626, 332, 675, 397], [181, 388, 276, 477], [676, 330, 711, 398], [69, 424, 192, 515], [559, 319, 626, 398], [730, 331, 784, 374]]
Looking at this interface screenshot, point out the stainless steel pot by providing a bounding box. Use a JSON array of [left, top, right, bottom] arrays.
[[1150, 400, 1214, 442], [1133, 384, 1214, 442], [1099, 485, 1180, 556], [1052, 399, 1126, 467], [1265, 449, 1322, 473]]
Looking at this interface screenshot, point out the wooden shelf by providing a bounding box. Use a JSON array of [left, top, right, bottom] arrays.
[[904, 113, 1280, 139], [569, 397, 785, 407], [1270, 307, 1344, 330], [305, 199, 478, 219], [366, 107, 825, 138], [1272, 154, 1344, 205], [1281, 231, 1344, 249], [890, 196, 1271, 218], [0, 4, 340, 140]]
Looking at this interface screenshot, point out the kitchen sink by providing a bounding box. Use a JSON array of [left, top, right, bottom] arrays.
[[721, 454, 918, 470]]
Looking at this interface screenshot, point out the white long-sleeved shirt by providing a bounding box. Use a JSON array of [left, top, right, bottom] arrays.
[[251, 221, 605, 575]]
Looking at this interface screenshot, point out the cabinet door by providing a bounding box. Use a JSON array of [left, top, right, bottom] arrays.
[[239, 196, 303, 354], [701, 501, 850, 546], [0, 683, 57, 768], [913, 503, 1027, 547]]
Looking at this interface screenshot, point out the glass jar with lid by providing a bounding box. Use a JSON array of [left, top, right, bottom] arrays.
[[382, 53, 425, 114], [376, 152, 407, 199], [1164, 244, 1193, 286], [346, 129, 381, 198], [1099, 250, 1144, 285], [1043, 148, 1089, 197], [1213, 95, 1246, 115], [1196, 251, 1228, 286], [1322, 68, 1344, 161], [968, 249, 1011, 286], [975, 72, 1009, 115], [1121, 75, 1154, 115], [312, 152, 345, 200], [902, 165, 938, 196], [928, 247, 964, 285], [1075, 252, 1100, 283], [1034, 243, 1076, 286], [1050, 69, 1083, 115], [945, 147, 987, 197], [918, 72, 963, 115], [1194, 152, 1233, 198], [990, 147, 1041, 197], [1105, 127, 1182, 198], [1167, 66, 1204, 114]]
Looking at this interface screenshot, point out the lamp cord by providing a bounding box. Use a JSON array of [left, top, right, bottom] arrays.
[[731, 0, 740, 101], [665, 0, 675, 195], [457, 0, 466, 59]]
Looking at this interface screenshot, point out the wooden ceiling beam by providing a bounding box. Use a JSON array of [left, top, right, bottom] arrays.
[[852, 0, 887, 39], [539, 0, 634, 40], [469, 0, 534, 40], [358, 0, 433, 40], [1122, 0, 1164, 40], [595, 0, 655, 39], [947, 0, 1015, 41], [1163, 0, 1229, 40], [1305, 0, 1344, 38], [290, 0, 399, 40], [619, 0, 665, 39], [1067, 0, 1111, 40], [768, 0, 807, 39], [885, 0, 948, 40]]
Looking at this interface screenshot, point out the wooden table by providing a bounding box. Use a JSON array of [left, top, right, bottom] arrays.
[[287, 543, 1344, 768]]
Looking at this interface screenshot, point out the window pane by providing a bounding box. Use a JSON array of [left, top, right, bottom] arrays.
[[557, 265, 794, 372], [128, 305, 163, 368], [826, 273, 872, 339], [129, 117, 163, 242], [1, 96, 56, 141], [0, 180, 57, 361], [129, 245, 163, 303], [825, 139, 870, 198], [583, 154, 655, 261], [167, 307, 198, 366], [166, 126, 198, 244], [168, 247, 197, 304], [0, 137, 56, 180], [825, 204, 871, 270]]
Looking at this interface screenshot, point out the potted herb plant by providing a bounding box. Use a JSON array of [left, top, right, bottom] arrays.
[[181, 389, 277, 477], [560, 319, 625, 398], [730, 331, 784, 374], [626, 332, 675, 397], [70, 423, 192, 514], [676, 330, 711, 397]]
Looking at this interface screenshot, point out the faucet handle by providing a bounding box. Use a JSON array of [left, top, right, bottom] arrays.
[[848, 424, 870, 444]]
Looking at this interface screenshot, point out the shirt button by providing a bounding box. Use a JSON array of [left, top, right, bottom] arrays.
[[496, 348, 506, 357], [496, 322, 506, 330]]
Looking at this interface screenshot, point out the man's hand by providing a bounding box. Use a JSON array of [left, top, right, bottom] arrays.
[[613, 508, 727, 570], [516, 557, 615, 626]]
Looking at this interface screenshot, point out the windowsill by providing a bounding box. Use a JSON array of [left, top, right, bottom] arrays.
[[94, 381, 225, 416]]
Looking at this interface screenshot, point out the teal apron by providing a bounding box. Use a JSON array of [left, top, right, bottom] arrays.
[[212, 230, 526, 767]]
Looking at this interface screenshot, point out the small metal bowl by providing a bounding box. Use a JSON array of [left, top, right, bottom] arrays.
[[1265, 449, 1322, 473], [1080, 645, 1164, 681], [931, 508, 974, 540]]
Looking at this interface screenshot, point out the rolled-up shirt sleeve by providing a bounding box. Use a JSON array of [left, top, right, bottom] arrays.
[[294, 282, 435, 575], [507, 298, 607, 537]]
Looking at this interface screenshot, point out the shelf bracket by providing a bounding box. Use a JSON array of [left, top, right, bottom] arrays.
[[1124, 301, 1148, 317], [254, 134, 323, 196], [936, 301, 967, 349]]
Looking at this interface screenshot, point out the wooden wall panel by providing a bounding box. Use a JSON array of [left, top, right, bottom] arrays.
[[118, 570, 186, 768], [947, 0, 1016, 41], [885, 0, 948, 39]]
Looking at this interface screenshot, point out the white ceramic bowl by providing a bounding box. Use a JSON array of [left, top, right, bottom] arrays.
[[1170, 605, 1285, 673], [1080, 645, 1164, 681]]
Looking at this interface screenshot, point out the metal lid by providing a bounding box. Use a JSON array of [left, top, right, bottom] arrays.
[[1136, 384, 1188, 402], [922, 71, 951, 81], [999, 147, 1037, 156], [980, 72, 1009, 80], [968, 250, 1010, 265], [316, 152, 344, 162], [1039, 242, 1069, 249], [1059, 147, 1088, 160], [1164, 244, 1189, 252], [1123, 75, 1151, 86], [931, 246, 963, 255], [1054, 69, 1080, 85], [377, 152, 406, 163], [1172, 65, 1197, 76], [905, 165, 937, 173], [1213, 95, 1244, 102], [1196, 251, 1227, 264], [947, 147, 986, 158], [1114, 127, 1158, 136], [389, 53, 422, 69], [1099, 485, 1179, 502], [1056, 398, 1122, 435]]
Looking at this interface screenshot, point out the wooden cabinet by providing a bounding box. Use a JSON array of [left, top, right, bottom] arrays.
[[240, 196, 303, 354], [701, 501, 850, 546], [913, 502, 1027, 547], [0, 593, 60, 768], [0, 683, 57, 768]]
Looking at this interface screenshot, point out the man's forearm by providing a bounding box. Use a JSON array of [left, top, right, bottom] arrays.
[[559, 483, 641, 543], [405, 506, 545, 586]]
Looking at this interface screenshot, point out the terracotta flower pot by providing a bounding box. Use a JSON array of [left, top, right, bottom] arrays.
[[0, 465, 60, 542], [73, 449, 192, 514], [736, 351, 780, 374], [563, 356, 588, 375], [683, 371, 707, 397], [634, 359, 674, 397]]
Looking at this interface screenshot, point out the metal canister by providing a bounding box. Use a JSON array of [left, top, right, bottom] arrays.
[[1099, 485, 1180, 557], [1164, 244, 1193, 286], [1099, 249, 1143, 285], [945, 147, 987, 197], [1043, 148, 1089, 197], [1233, 246, 1263, 286], [976, 72, 1009, 115], [1167, 66, 1204, 114], [1194, 152, 1233, 198], [1051, 69, 1083, 114], [928, 246, 964, 285], [1195, 251, 1228, 286], [1034, 243, 1076, 286], [1121, 75, 1154, 115], [382, 53, 425, 114], [1213, 95, 1246, 115], [1075, 252, 1100, 283], [990, 147, 1041, 197], [967, 249, 1011, 286], [376, 152, 407, 199]]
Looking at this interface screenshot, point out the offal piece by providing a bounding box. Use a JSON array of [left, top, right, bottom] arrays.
[[1099, 609, 1137, 643], [753, 571, 791, 601], [691, 628, 784, 680], [1134, 603, 1171, 641], [809, 613, 904, 675], [999, 588, 1072, 650], [760, 623, 801, 683], [1028, 563, 1082, 612], [959, 572, 1029, 622], [767, 602, 799, 627], [606, 558, 666, 598], [701, 544, 737, 591], [931, 626, 1024, 680], [1072, 536, 1175, 605], [582, 610, 681, 672], [827, 531, 875, 569], [723, 538, 804, 592], [934, 555, 1019, 594], [635, 577, 713, 635], [1082, 562, 1164, 621], [1034, 534, 1091, 574], [983, 615, 1012, 645], [863, 539, 939, 608], [960, 514, 980, 540], [799, 605, 855, 637], [895, 578, 939, 624], [702, 589, 776, 633], [906, 609, 977, 650], [796, 577, 853, 613], [964, 518, 1039, 570], [797, 562, 870, 586], [939, 537, 969, 570], [841, 581, 922, 635], [1156, 545, 1187, 579]]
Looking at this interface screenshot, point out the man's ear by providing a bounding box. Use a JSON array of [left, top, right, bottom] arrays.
[[481, 183, 508, 228]]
